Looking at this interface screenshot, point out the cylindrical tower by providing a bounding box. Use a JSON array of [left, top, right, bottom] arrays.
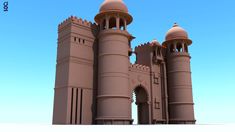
[[163, 23, 196, 124], [94, 0, 134, 124]]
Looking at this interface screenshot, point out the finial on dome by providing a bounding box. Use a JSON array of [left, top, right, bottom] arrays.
[[152, 39, 158, 43], [151, 39, 160, 46], [173, 23, 179, 27]]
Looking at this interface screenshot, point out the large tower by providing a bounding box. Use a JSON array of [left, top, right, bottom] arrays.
[[53, 17, 98, 124], [163, 23, 196, 124], [94, 0, 134, 124]]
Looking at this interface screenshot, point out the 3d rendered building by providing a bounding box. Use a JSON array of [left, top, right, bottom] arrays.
[[53, 0, 196, 125]]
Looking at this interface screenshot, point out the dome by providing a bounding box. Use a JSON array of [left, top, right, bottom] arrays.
[[151, 39, 161, 46], [165, 23, 188, 41], [99, 0, 128, 13]]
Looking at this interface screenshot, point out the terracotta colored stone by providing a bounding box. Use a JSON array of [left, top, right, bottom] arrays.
[[52, 0, 195, 125]]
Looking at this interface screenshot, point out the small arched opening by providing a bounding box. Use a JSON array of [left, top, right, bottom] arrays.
[[102, 19, 106, 30], [120, 18, 125, 30], [170, 44, 174, 53], [109, 17, 117, 29], [177, 42, 182, 52], [132, 86, 149, 124], [185, 44, 188, 53], [157, 47, 161, 56]]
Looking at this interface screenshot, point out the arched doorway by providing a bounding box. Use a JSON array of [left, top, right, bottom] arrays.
[[132, 86, 149, 124]]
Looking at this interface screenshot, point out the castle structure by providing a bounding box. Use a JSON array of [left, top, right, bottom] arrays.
[[53, 0, 196, 125]]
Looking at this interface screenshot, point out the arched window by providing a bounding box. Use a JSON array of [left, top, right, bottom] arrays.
[[157, 47, 161, 56], [120, 18, 125, 30], [153, 50, 156, 58], [170, 44, 174, 53], [185, 45, 188, 53], [177, 43, 182, 52], [109, 17, 117, 29], [102, 19, 106, 30]]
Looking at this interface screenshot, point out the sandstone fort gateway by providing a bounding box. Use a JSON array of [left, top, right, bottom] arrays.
[[53, 0, 196, 124]]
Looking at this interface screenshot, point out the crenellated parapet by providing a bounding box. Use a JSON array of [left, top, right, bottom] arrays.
[[58, 16, 98, 30], [135, 40, 164, 53], [129, 63, 150, 73], [135, 42, 151, 53]]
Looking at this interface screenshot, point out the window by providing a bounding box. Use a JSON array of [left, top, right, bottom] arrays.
[[154, 98, 160, 109], [185, 45, 188, 52], [153, 50, 156, 58], [157, 47, 161, 56], [177, 43, 182, 52], [120, 18, 125, 30], [102, 19, 106, 30], [170, 44, 174, 53], [154, 73, 159, 84], [109, 17, 117, 29]]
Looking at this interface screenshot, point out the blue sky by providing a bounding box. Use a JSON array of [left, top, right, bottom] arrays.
[[0, 0, 235, 124]]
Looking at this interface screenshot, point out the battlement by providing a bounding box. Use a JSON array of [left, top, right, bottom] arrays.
[[58, 16, 97, 30], [129, 64, 150, 72], [135, 42, 153, 53], [135, 41, 164, 53]]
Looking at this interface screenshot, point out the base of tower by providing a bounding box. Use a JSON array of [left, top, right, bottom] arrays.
[[169, 119, 196, 124], [95, 117, 133, 125], [152, 119, 167, 124]]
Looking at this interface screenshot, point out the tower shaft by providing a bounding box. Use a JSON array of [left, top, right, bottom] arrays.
[[163, 23, 196, 124], [167, 52, 195, 124], [96, 30, 132, 124]]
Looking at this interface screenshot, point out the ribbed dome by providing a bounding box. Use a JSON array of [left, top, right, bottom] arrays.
[[165, 23, 188, 41], [99, 0, 128, 13]]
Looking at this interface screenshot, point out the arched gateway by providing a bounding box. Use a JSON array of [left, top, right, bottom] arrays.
[[52, 0, 196, 125], [132, 86, 149, 124]]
